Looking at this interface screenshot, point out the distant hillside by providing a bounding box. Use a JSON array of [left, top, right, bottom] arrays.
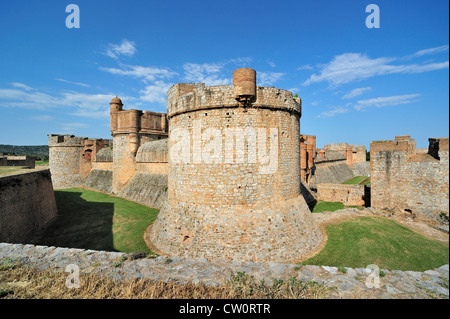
[[0, 144, 49, 160]]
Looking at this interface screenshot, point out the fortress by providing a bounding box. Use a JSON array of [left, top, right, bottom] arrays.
[[45, 68, 448, 262]]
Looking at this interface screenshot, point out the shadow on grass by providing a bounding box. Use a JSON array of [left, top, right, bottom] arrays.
[[32, 190, 117, 252]]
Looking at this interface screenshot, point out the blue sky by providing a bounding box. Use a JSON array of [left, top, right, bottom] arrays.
[[0, 0, 448, 149]]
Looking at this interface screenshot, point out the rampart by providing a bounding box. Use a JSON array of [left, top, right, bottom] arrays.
[[1, 156, 35, 168], [0, 170, 57, 243], [370, 135, 449, 220], [317, 183, 366, 206], [323, 143, 366, 168], [110, 97, 168, 194], [48, 135, 111, 189], [308, 150, 355, 189]]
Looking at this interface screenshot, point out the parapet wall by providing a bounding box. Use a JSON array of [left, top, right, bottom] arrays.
[[309, 162, 354, 189], [323, 143, 366, 168], [166, 83, 301, 118], [317, 183, 365, 206], [370, 136, 449, 220], [0, 170, 57, 243], [117, 172, 168, 209], [49, 135, 86, 189], [2, 156, 35, 168], [48, 135, 111, 189], [1, 242, 448, 299]]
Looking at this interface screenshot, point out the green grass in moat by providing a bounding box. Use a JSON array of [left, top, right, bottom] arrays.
[[304, 216, 449, 271], [33, 188, 159, 255]]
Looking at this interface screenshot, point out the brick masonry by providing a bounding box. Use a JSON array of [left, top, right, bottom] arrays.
[[0, 242, 448, 299], [0, 170, 57, 243], [317, 183, 365, 206], [370, 136, 449, 220], [48, 135, 111, 189]]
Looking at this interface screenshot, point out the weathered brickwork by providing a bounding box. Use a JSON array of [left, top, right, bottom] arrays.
[[317, 183, 365, 206], [309, 161, 354, 189], [48, 135, 111, 189], [300, 134, 316, 183], [149, 69, 322, 263], [0, 170, 57, 243], [110, 97, 168, 193], [352, 161, 370, 177], [49, 135, 87, 189], [1, 156, 35, 168], [371, 136, 449, 220], [323, 143, 366, 168]]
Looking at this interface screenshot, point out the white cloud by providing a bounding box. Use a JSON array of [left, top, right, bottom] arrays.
[[139, 81, 173, 105], [0, 83, 126, 119], [297, 64, 314, 71], [182, 58, 254, 86], [183, 62, 230, 85], [100, 64, 177, 83], [354, 94, 421, 111], [316, 106, 348, 118], [266, 59, 276, 68], [30, 115, 54, 121], [228, 57, 253, 66], [56, 78, 90, 87], [0, 87, 62, 110], [342, 87, 372, 99], [105, 39, 137, 59], [311, 101, 319, 106], [10, 82, 35, 91], [304, 50, 449, 86], [410, 44, 449, 58], [60, 122, 88, 134], [257, 72, 285, 86]]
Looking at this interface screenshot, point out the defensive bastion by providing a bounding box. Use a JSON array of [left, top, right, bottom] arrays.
[[149, 68, 322, 262]]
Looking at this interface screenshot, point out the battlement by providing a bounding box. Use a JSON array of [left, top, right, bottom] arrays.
[[429, 137, 449, 159], [166, 75, 301, 118], [370, 137, 417, 156], [48, 134, 86, 147], [110, 97, 168, 137], [370, 135, 449, 220]]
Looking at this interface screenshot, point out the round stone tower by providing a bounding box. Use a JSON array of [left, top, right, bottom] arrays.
[[48, 134, 86, 189], [149, 68, 322, 262]]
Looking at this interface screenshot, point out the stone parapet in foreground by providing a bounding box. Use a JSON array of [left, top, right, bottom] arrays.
[[0, 243, 448, 299]]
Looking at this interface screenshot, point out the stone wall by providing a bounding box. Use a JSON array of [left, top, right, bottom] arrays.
[[352, 162, 370, 177], [84, 170, 113, 194], [4, 156, 35, 168], [48, 135, 85, 189], [351, 145, 367, 164], [48, 135, 111, 189], [309, 162, 354, 189], [117, 173, 168, 209], [0, 170, 57, 243], [0, 243, 448, 299], [370, 136, 449, 220], [317, 183, 365, 206]]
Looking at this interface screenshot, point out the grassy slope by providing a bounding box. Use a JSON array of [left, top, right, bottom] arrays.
[[34, 188, 159, 255], [304, 216, 449, 271], [312, 200, 364, 213], [0, 167, 26, 176], [342, 176, 371, 185]]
